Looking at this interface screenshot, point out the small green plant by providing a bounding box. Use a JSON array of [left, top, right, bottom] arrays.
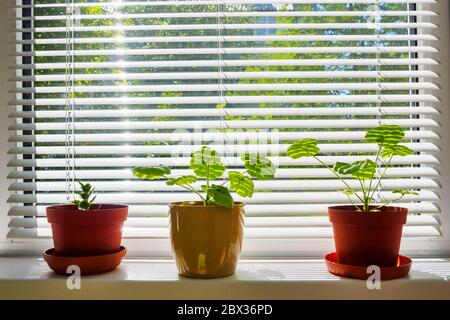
[[287, 125, 418, 212], [71, 182, 97, 211], [132, 146, 276, 209]]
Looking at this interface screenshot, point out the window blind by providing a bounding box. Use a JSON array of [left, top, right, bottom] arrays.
[[8, 0, 441, 247]]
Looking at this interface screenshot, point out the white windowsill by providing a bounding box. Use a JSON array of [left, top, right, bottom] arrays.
[[0, 257, 449, 300]]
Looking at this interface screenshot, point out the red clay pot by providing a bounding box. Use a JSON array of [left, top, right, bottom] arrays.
[[328, 205, 407, 267], [46, 204, 128, 256]]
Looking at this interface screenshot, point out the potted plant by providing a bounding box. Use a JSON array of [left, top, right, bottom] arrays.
[[287, 125, 417, 267], [46, 182, 128, 257], [132, 146, 276, 278]]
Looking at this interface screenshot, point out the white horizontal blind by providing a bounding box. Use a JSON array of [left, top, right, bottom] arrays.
[[8, 0, 441, 245]]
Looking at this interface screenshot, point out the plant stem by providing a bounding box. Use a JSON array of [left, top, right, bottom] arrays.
[[163, 175, 207, 205], [187, 186, 208, 205], [181, 184, 206, 201], [370, 194, 405, 212], [367, 145, 382, 201], [205, 164, 211, 203], [313, 156, 365, 204], [368, 154, 394, 205], [206, 164, 210, 188], [356, 175, 369, 211], [346, 194, 362, 211]]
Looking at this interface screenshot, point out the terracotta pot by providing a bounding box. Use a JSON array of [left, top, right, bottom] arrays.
[[169, 202, 245, 279], [328, 205, 407, 267], [46, 204, 128, 256]]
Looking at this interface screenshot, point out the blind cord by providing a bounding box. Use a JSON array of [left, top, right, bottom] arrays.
[[373, 0, 385, 205], [216, 0, 231, 175], [64, 0, 76, 202]]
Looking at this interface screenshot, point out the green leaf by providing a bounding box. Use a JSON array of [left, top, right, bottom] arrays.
[[190, 146, 225, 180], [287, 139, 320, 159], [381, 145, 415, 158], [228, 171, 254, 198], [241, 153, 276, 180], [132, 166, 171, 180], [72, 181, 96, 211], [80, 182, 91, 192], [340, 189, 356, 196], [166, 175, 197, 186], [392, 189, 419, 196], [365, 125, 405, 147], [206, 184, 234, 209], [334, 160, 376, 180], [166, 179, 176, 186], [72, 200, 89, 211], [175, 175, 197, 185]]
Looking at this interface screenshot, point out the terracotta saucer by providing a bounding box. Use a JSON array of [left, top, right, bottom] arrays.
[[43, 246, 127, 275], [325, 252, 411, 280]]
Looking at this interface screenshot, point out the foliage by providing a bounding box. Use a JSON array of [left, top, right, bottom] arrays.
[[71, 182, 97, 211], [132, 146, 276, 209], [34, 2, 414, 214], [287, 125, 418, 212]]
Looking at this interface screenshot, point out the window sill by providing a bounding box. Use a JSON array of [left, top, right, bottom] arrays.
[[0, 258, 449, 299]]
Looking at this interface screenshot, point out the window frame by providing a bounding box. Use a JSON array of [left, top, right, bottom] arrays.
[[418, 0, 450, 242], [0, 0, 449, 258], [0, 0, 11, 245]]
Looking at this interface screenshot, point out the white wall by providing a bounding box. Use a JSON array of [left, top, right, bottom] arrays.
[[434, 0, 450, 239], [0, 0, 12, 242]]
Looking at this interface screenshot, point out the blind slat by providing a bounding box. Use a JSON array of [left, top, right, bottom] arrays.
[[15, 34, 438, 45], [11, 70, 439, 82], [11, 46, 439, 57], [9, 179, 439, 192], [12, 58, 439, 71], [9, 130, 439, 143], [9, 82, 440, 94], [9, 119, 439, 131], [9, 107, 439, 119], [7, 190, 439, 204], [7, 142, 439, 156], [8, 95, 440, 107], [8, 155, 440, 168], [7, 225, 441, 240], [8, 203, 440, 217], [13, 0, 438, 8], [8, 215, 440, 229], [11, 22, 437, 33]]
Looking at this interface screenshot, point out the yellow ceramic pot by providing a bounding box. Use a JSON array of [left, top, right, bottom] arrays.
[[169, 201, 245, 279]]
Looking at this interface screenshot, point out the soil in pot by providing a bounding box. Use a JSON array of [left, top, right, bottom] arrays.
[[328, 205, 407, 267], [169, 201, 245, 279], [46, 204, 128, 256]]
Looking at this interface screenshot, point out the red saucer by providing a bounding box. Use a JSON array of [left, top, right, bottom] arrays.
[[325, 252, 411, 280], [43, 246, 127, 275]]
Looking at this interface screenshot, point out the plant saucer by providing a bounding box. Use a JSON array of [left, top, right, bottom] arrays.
[[43, 246, 126, 275], [325, 252, 412, 280]]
